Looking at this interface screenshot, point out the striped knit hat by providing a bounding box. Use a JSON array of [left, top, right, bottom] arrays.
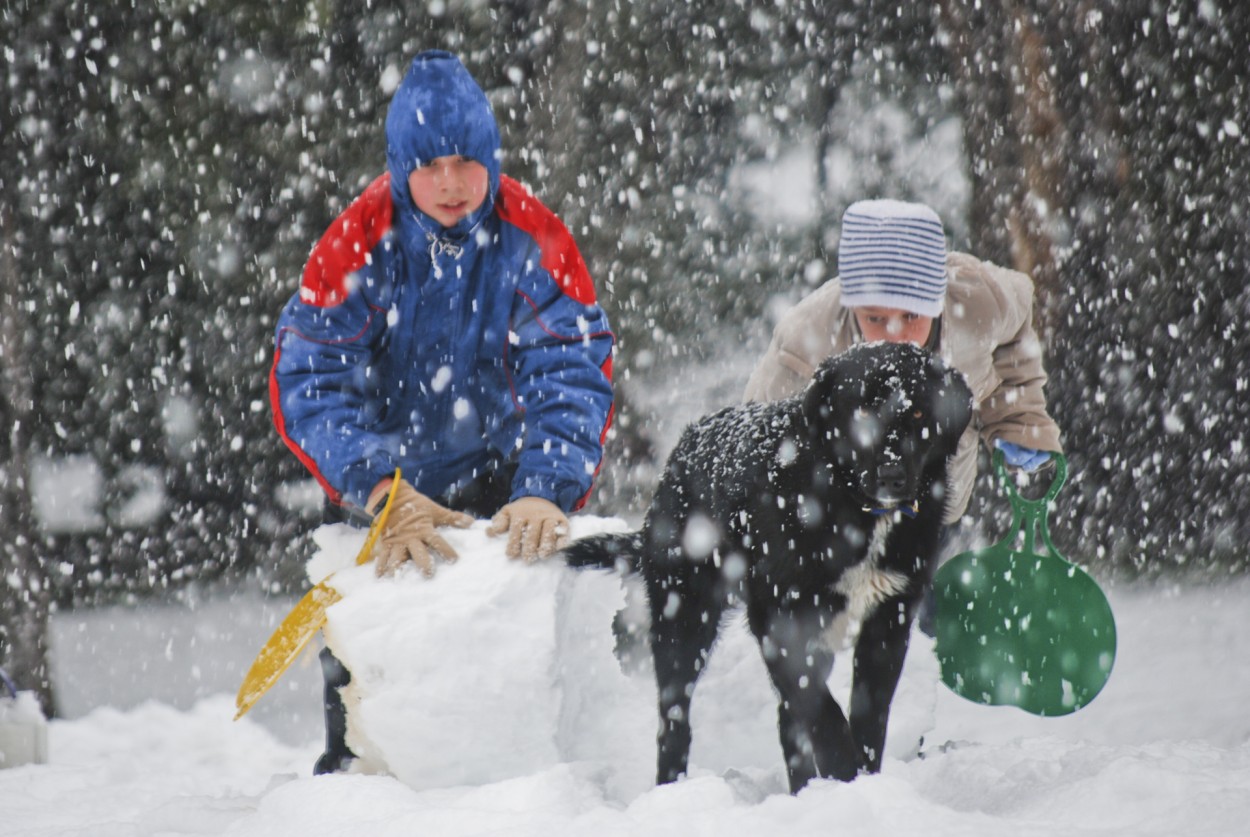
[[838, 200, 948, 318]]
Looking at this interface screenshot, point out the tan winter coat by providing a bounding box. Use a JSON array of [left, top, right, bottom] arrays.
[[743, 251, 1063, 524]]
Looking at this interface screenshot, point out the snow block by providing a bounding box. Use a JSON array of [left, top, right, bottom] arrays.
[[311, 516, 655, 794], [306, 515, 938, 797]]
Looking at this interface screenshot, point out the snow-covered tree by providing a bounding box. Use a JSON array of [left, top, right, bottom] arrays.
[[939, 0, 1250, 569]]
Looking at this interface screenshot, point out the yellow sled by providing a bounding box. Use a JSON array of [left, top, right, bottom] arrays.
[[234, 473, 401, 720]]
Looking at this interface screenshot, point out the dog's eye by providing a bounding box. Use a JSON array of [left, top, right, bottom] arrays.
[[913, 410, 924, 420]]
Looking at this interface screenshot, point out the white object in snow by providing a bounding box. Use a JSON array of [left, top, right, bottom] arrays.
[[0, 680, 49, 768]]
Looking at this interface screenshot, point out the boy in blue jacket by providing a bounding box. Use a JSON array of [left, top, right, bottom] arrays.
[[270, 51, 615, 773]]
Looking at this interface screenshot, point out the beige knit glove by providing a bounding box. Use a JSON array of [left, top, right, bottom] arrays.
[[486, 496, 570, 562], [366, 478, 474, 578]]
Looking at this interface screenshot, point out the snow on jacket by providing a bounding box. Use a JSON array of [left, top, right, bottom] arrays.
[[743, 251, 1062, 524], [270, 51, 614, 513]]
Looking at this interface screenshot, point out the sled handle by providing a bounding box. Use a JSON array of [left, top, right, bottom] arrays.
[[991, 449, 1068, 559]]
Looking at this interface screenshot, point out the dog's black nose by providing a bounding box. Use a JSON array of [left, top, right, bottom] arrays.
[[877, 462, 908, 496]]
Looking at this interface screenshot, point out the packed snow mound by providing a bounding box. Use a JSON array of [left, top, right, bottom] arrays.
[[305, 516, 941, 800], [0, 688, 48, 768]]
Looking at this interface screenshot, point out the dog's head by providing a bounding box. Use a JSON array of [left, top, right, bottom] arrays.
[[803, 341, 973, 512]]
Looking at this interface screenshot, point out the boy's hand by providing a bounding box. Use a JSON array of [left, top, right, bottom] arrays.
[[487, 497, 570, 562], [994, 439, 1053, 472], [366, 478, 474, 578]]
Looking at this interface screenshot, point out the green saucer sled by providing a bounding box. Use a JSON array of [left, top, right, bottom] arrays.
[[932, 451, 1116, 716]]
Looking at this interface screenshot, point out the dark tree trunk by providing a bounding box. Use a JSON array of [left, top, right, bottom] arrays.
[[936, 0, 1250, 570], [937, 0, 1072, 336], [0, 206, 54, 716]]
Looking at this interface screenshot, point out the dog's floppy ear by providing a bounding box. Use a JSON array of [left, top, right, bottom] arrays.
[[932, 363, 974, 445], [802, 353, 853, 425]]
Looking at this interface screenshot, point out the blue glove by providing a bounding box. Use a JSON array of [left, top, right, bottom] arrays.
[[994, 439, 1052, 472]]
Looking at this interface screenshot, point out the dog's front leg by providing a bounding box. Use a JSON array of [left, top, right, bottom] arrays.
[[770, 657, 858, 791], [756, 612, 858, 791], [848, 595, 914, 773]]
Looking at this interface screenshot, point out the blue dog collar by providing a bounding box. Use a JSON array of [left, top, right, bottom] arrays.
[[864, 501, 919, 518]]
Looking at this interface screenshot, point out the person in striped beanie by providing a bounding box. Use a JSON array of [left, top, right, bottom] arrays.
[[838, 199, 947, 339], [743, 199, 1064, 631]]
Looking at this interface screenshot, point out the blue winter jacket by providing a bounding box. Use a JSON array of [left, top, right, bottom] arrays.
[[270, 51, 614, 513]]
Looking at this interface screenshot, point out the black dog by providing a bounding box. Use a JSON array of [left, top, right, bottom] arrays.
[[564, 341, 972, 793]]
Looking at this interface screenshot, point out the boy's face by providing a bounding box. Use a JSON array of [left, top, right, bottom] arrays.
[[853, 306, 934, 345], [407, 155, 489, 228]]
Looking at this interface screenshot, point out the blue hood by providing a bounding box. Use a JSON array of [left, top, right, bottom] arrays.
[[385, 50, 501, 239]]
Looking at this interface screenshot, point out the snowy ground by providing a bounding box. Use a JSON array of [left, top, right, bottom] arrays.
[[6, 518, 1250, 836]]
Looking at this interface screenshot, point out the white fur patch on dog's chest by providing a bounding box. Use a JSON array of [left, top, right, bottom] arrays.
[[822, 516, 910, 651]]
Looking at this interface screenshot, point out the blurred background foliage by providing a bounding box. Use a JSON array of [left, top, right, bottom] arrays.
[[2, 0, 1247, 709]]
